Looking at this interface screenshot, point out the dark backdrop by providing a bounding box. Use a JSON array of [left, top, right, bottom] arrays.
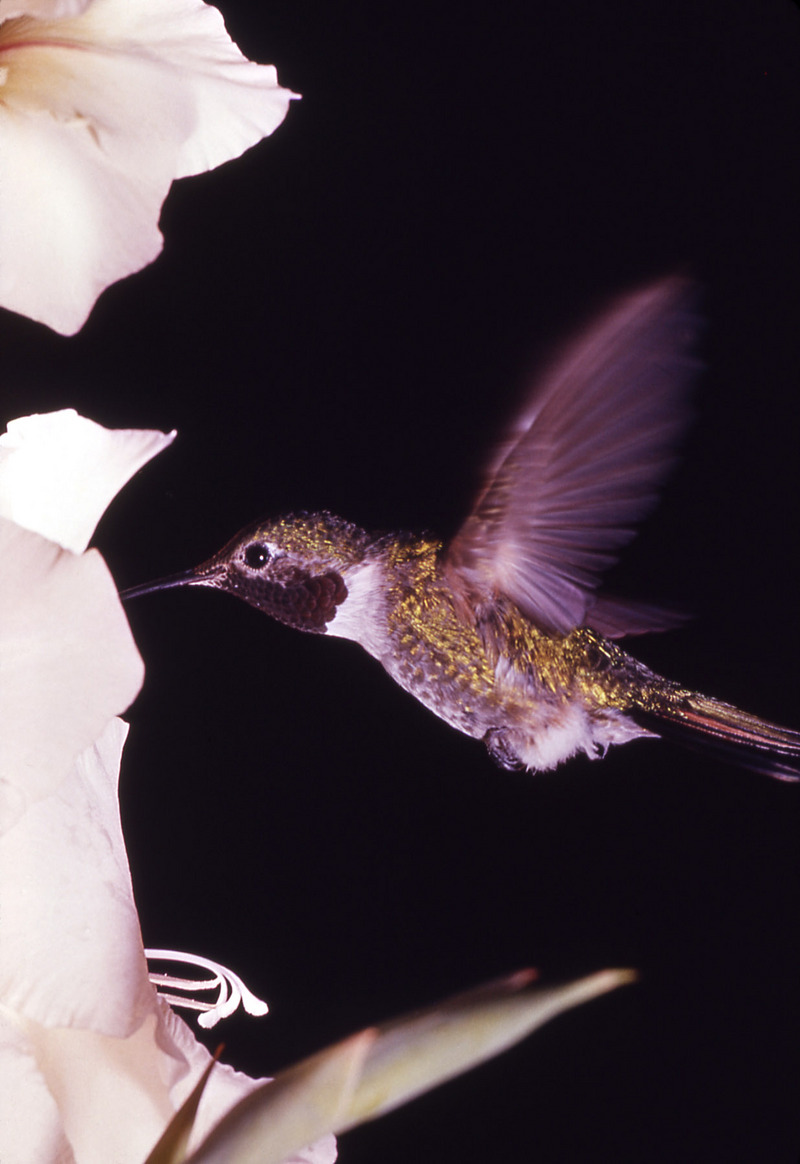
[[3, 1, 799, 1161]]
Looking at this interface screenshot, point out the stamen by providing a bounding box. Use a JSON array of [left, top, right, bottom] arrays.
[[145, 948, 269, 1029]]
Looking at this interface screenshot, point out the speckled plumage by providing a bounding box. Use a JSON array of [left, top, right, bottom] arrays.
[[122, 279, 800, 780]]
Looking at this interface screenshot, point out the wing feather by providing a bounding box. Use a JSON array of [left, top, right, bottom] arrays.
[[445, 277, 701, 634]]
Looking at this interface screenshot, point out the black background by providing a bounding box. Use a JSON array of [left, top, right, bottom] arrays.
[[3, 1, 799, 1160]]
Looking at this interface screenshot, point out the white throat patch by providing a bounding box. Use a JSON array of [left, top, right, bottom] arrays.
[[325, 560, 386, 655]]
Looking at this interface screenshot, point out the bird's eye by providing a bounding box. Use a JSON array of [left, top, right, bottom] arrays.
[[244, 543, 271, 570]]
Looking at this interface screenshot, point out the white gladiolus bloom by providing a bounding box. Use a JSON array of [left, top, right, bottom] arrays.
[[0, 409, 335, 1163], [0, 408, 168, 819], [0, 0, 296, 334]]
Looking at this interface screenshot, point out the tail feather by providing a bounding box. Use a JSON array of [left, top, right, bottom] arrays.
[[633, 691, 800, 782]]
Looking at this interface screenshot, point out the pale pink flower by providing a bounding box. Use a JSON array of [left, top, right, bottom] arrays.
[[0, 409, 334, 1163], [0, 0, 296, 334]]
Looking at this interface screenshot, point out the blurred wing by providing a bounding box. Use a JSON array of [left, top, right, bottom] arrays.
[[583, 593, 689, 639], [445, 277, 701, 635]]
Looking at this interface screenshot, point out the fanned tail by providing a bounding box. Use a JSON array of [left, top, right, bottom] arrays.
[[633, 690, 800, 782]]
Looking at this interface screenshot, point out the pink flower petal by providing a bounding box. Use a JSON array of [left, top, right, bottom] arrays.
[[0, 2, 91, 18], [0, 520, 144, 820], [0, 410, 176, 553], [69, 0, 298, 179], [0, 1018, 74, 1163], [0, 719, 154, 1033], [22, 1010, 183, 1163], [0, 0, 295, 333]]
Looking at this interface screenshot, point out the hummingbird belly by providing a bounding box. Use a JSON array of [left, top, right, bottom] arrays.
[[381, 635, 650, 772], [380, 550, 651, 771]]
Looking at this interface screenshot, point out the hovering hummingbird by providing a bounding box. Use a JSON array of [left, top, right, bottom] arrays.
[[123, 278, 800, 781]]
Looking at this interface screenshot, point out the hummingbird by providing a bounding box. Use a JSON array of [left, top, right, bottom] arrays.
[[122, 278, 800, 781]]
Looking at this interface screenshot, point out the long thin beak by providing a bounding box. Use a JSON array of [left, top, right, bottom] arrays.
[[119, 566, 220, 602]]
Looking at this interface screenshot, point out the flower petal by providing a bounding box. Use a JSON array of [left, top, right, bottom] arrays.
[[63, 0, 298, 178], [0, 718, 155, 1033], [145, 1048, 222, 1164], [0, 0, 295, 333], [157, 1001, 274, 1157], [1, 994, 270, 1164], [12, 994, 304, 1164], [0, 106, 169, 334], [22, 1009, 180, 1164], [0, 1010, 75, 1163], [0, 709, 291, 1161], [0, 519, 144, 821], [0, 2, 90, 19], [0, 410, 175, 552]]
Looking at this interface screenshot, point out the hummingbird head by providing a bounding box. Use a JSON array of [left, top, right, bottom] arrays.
[[122, 512, 378, 633]]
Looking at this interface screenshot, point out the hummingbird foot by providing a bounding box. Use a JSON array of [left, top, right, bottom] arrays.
[[145, 947, 269, 1028], [483, 728, 526, 771]]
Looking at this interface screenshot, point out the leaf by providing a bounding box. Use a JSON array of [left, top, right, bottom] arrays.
[[184, 967, 636, 1164]]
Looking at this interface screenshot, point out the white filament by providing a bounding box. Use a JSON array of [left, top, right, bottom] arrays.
[[145, 947, 269, 1029]]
